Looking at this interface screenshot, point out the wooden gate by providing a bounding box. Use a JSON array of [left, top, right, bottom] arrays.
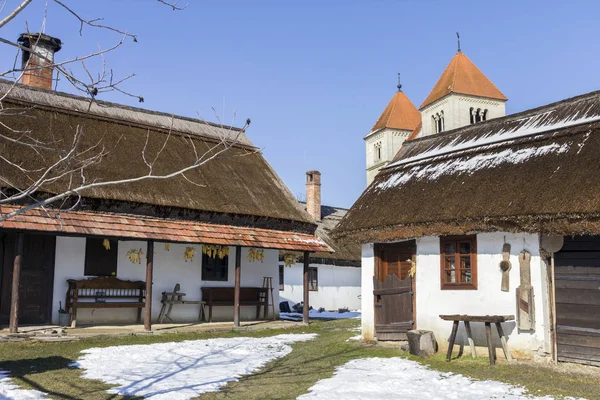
[[0, 233, 56, 325], [373, 241, 415, 341], [373, 274, 413, 340], [554, 236, 600, 366]]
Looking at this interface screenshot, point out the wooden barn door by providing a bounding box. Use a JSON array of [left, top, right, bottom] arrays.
[[554, 236, 600, 366], [0, 233, 56, 325], [373, 241, 416, 340]]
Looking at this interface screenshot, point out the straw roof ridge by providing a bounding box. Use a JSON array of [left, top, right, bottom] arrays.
[[0, 79, 252, 147]]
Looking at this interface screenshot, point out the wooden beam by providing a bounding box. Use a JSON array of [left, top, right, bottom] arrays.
[[303, 251, 310, 324], [233, 245, 241, 328], [9, 233, 24, 334], [144, 240, 154, 331]]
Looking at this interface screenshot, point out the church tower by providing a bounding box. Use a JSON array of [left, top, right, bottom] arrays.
[[418, 49, 507, 137], [365, 77, 420, 185]]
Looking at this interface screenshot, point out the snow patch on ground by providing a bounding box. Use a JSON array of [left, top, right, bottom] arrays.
[[298, 358, 584, 400], [0, 371, 47, 399], [280, 310, 360, 321], [73, 333, 316, 400], [378, 142, 571, 189], [345, 335, 362, 342]]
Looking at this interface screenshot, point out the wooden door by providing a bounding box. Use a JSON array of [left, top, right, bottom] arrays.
[[373, 241, 416, 340], [0, 233, 56, 324], [554, 236, 600, 366]]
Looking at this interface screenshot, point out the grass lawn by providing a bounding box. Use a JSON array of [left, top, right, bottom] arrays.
[[0, 319, 598, 399]]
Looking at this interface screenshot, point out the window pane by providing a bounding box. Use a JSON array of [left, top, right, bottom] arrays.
[[279, 265, 284, 291], [444, 242, 456, 256], [461, 270, 472, 283], [309, 267, 318, 291], [85, 238, 118, 276], [445, 270, 456, 283], [202, 254, 228, 281], [460, 255, 471, 270], [445, 257, 455, 270], [459, 242, 471, 254]]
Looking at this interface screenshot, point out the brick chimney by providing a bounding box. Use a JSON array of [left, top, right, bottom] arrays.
[[306, 170, 321, 220], [18, 33, 62, 90]]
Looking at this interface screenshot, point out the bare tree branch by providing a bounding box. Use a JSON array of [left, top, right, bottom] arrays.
[[0, 0, 32, 28], [157, 0, 189, 11]]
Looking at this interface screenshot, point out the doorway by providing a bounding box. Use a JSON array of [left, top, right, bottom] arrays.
[[0, 232, 56, 325], [373, 240, 416, 340]]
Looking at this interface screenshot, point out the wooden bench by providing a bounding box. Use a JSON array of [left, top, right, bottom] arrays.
[[66, 277, 146, 328], [201, 287, 268, 323], [440, 314, 514, 365], [158, 284, 205, 324]]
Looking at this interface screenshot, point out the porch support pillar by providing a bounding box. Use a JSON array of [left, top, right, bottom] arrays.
[[9, 233, 24, 334], [233, 245, 242, 328], [303, 251, 310, 324], [144, 240, 154, 331]]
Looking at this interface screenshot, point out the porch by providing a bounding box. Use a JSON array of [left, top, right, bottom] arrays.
[[0, 206, 331, 334]]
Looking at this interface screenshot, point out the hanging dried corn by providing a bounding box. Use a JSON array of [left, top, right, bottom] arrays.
[[126, 248, 143, 264], [184, 247, 196, 262], [201, 245, 229, 259], [102, 239, 111, 251], [247, 248, 265, 263], [283, 253, 297, 267]]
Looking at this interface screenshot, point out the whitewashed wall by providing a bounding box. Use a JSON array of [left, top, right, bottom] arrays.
[[415, 232, 549, 357], [361, 243, 375, 340], [279, 262, 361, 311], [52, 237, 279, 324]]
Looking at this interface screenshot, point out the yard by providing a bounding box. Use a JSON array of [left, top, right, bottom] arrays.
[[0, 319, 598, 399]]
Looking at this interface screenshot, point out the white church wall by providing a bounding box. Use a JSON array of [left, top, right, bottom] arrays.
[[420, 95, 505, 136], [361, 243, 375, 340], [279, 262, 361, 311], [365, 128, 412, 185], [52, 237, 279, 324], [415, 232, 549, 357]]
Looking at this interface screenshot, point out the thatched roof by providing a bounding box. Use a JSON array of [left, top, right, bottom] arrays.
[[280, 204, 361, 266], [0, 80, 316, 234], [335, 90, 600, 243]]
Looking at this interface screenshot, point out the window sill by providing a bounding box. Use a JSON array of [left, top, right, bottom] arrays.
[[440, 284, 477, 290]]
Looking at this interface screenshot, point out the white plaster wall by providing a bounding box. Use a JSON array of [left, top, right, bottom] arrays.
[[52, 237, 279, 324], [420, 95, 506, 136], [279, 263, 361, 311], [361, 243, 375, 340], [415, 233, 549, 356]]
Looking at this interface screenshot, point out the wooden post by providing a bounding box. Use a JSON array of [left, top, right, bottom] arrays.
[[464, 321, 477, 359], [9, 233, 24, 334], [485, 322, 496, 365], [495, 322, 512, 362], [233, 245, 241, 328], [144, 240, 154, 331], [550, 254, 558, 363], [303, 251, 310, 324], [445, 320, 459, 361]]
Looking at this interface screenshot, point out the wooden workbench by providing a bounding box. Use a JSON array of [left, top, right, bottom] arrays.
[[439, 314, 514, 365]]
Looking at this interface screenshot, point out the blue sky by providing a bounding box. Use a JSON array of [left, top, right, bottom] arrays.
[[1, 1, 599, 208]]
